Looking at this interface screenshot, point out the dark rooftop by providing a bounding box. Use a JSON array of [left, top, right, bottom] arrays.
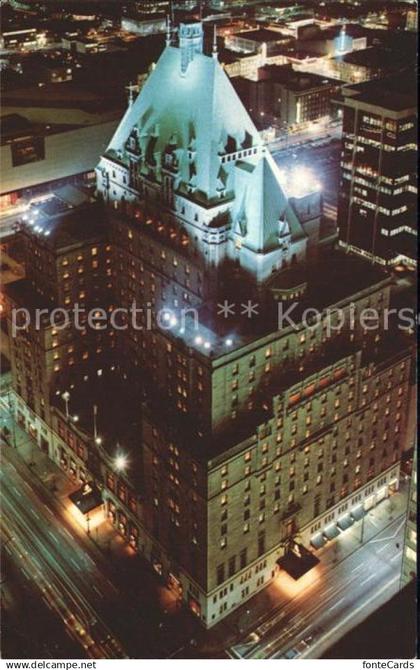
[[6, 279, 52, 316], [19, 198, 107, 252], [219, 47, 259, 62], [0, 113, 79, 144], [260, 64, 339, 90], [232, 28, 291, 43], [340, 45, 416, 69], [318, 23, 369, 40], [342, 70, 417, 112]]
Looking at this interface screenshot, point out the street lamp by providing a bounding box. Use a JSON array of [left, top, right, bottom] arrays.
[[61, 391, 70, 419], [360, 511, 366, 544], [114, 452, 128, 472]]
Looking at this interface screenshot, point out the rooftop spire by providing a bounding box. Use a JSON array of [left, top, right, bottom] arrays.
[[166, 14, 172, 47], [212, 24, 218, 59], [179, 22, 204, 75], [126, 81, 135, 107]]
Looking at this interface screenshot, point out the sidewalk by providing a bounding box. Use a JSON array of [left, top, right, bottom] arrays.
[[196, 484, 408, 654], [0, 395, 408, 658]]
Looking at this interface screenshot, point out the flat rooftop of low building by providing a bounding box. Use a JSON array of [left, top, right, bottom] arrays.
[[280, 48, 324, 61], [260, 64, 339, 90], [342, 70, 417, 112], [231, 28, 291, 42], [367, 29, 417, 52], [219, 47, 259, 62], [340, 46, 416, 69], [319, 23, 369, 40], [1, 83, 122, 114], [0, 113, 80, 143]]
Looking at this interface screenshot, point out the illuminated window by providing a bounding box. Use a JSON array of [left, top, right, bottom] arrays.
[[405, 546, 416, 562]]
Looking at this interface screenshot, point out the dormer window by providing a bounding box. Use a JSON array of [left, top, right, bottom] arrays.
[[225, 135, 237, 154], [188, 138, 196, 162]]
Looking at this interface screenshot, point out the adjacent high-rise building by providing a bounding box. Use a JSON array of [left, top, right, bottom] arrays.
[[337, 72, 417, 268], [6, 23, 414, 629]]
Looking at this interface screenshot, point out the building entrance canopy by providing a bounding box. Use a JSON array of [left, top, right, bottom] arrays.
[[351, 505, 366, 522], [310, 533, 326, 550], [323, 524, 341, 541], [277, 542, 320, 580], [69, 482, 103, 515], [337, 513, 355, 531]]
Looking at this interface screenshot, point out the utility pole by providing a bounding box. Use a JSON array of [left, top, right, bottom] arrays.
[[6, 390, 17, 449], [360, 511, 365, 544], [93, 404, 97, 441], [62, 391, 70, 420]]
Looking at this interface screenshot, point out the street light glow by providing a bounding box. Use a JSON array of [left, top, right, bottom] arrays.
[[277, 166, 322, 198], [114, 453, 128, 472]]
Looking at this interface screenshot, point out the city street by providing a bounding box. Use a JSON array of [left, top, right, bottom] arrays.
[[1, 549, 86, 659], [229, 512, 405, 659], [0, 452, 129, 658], [267, 121, 342, 153], [0, 439, 198, 659]]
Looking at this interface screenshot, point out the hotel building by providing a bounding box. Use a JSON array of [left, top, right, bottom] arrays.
[[5, 23, 414, 628]]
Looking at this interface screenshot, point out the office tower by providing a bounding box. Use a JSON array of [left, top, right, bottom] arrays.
[[337, 72, 417, 267]]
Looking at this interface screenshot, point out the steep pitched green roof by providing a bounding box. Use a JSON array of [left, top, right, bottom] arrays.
[[107, 45, 262, 201]]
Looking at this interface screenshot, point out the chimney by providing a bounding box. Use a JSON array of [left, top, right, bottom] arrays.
[[179, 22, 204, 75]]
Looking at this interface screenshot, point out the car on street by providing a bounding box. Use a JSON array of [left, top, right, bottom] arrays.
[[284, 648, 299, 659]]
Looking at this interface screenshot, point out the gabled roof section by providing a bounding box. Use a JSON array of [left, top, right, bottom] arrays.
[[233, 152, 305, 253]]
